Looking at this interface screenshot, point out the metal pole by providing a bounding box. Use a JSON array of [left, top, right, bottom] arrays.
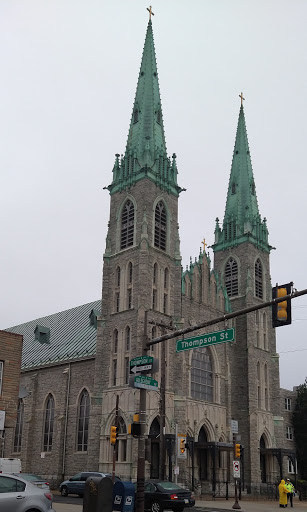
[[159, 328, 166, 480], [147, 288, 307, 347], [175, 423, 178, 484], [112, 395, 119, 484], [136, 311, 148, 512], [232, 441, 241, 510], [62, 364, 71, 482]]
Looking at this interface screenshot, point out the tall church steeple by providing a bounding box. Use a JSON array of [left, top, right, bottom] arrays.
[[213, 100, 271, 253], [107, 19, 183, 197]]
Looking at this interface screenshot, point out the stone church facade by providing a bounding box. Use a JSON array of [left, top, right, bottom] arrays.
[[5, 19, 296, 492]]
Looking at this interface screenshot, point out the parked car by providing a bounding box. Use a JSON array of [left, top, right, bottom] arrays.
[[141, 480, 195, 512], [59, 471, 120, 497], [0, 473, 55, 512], [13, 473, 50, 490]]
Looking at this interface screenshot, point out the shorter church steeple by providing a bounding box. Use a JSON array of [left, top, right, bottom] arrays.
[[213, 97, 271, 253], [107, 15, 183, 197]]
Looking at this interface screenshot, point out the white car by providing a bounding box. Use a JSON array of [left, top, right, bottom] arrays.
[[0, 473, 55, 512]]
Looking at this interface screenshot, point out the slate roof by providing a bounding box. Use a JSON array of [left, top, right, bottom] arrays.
[[6, 300, 101, 371]]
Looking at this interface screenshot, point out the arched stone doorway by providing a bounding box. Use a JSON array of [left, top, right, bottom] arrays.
[[149, 417, 160, 479], [260, 435, 266, 483], [197, 427, 209, 482]]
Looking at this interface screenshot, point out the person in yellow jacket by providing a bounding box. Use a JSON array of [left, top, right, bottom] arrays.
[[285, 479, 295, 507], [279, 479, 289, 508]]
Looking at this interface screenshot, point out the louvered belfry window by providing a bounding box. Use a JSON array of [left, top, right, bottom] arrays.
[[225, 257, 238, 297], [121, 200, 134, 249], [255, 258, 263, 298], [154, 201, 167, 251]]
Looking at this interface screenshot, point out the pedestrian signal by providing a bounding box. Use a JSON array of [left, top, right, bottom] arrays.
[[235, 443, 241, 458], [272, 283, 292, 328], [110, 425, 117, 445]]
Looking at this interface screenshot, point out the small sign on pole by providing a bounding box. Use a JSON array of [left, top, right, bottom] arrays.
[[233, 460, 240, 479]]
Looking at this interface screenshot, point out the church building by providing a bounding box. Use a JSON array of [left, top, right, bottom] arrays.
[[5, 16, 296, 493]]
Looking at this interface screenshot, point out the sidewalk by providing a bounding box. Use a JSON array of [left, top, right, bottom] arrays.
[[195, 496, 306, 511]]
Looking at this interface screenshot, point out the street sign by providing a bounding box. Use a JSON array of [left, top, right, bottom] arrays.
[[130, 356, 154, 375], [176, 328, 235, 352], [231, 420, 238, 434], [134, 375, 158, 391], [233, 460, 240, 479]]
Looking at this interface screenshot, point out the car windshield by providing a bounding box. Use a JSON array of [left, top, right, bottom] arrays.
[[157, 482, 185, 491]]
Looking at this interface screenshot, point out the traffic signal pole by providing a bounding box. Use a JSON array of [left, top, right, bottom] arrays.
[[112, 395, 119, 484], [232, 441, 241, 510], [147, 288, 307, 348], [136, 311, 148, 512]]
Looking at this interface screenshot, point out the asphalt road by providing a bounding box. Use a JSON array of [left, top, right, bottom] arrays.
[[53, 494, 83, 505]]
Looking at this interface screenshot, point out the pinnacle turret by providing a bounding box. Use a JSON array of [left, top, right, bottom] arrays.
[[107, 20, 183, 196], [213, 102, 272, 253]]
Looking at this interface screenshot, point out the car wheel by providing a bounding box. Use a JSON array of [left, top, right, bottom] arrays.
[[151, 501, 163, 512], [175, 508, 184, 512], [61, 485, 69, 497]]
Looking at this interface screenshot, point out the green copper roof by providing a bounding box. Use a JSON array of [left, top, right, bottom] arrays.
[[107, 20, 183, 197], [213, 105, 272, 253], [6, 300, 101, 370]]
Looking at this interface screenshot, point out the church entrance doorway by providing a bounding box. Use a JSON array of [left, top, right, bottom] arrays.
[[260, 435, 267, 483], [149, 417, 160, 479], [196, 427, 209, 483]]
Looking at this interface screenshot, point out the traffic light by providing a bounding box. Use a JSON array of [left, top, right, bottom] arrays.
[[128, 414, 141, 437], [235, 443, 241, 458], [180, 438, 185, 454], [272, 282, 292, 328], [110, 425, 117, 445]]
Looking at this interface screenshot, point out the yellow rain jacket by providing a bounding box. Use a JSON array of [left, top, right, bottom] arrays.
[[279, 479, 288, 506]]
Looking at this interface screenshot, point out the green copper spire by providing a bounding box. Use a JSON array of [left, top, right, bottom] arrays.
[[107, 20, 183, 196], [213, 102, 272, 253]]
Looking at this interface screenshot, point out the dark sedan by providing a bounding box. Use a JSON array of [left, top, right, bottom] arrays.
[[142, 481, 195, 512]]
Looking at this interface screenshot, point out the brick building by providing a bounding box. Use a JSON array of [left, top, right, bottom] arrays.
[[0, 330, 23, 456], [5, 18, 296, 491]]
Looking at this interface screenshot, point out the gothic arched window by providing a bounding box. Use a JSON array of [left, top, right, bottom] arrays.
[[121, 200, 134, 249], [225, 258, 238, 297], [77, 389, 90, 451], [191, 348, 213, 401], [154, 201, 167, 251], [43, 394, 55, 452], [113, 329, 118, 353], [125, 326, 131, 351], [116, 266, 121, 287], [255, 259, 263, 298], [14, 399, 24, 452], [128, 262, 133, 284]]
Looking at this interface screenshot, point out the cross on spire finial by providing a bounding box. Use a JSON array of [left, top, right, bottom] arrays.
[[202, 238, 207, 252], [239, 92, 245, 106], [147, 5, 154, 20]]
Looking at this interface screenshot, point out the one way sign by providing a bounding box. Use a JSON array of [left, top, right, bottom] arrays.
[[129, 356, 154, 375]]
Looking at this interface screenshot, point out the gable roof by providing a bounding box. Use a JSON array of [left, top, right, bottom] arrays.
[[5, 300, 101, 371]]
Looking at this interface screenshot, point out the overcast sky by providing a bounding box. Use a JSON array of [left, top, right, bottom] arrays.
[[1, 0, 306, 391]]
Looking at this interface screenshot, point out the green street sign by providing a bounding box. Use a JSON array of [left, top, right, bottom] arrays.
[[176, 328, 235, 353], [130, 355, 154, 375], [134, 375, 158, 391]]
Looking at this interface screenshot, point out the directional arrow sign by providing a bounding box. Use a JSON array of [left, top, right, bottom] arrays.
[[130, 356, 154, 375], [134, 375, 158, 391], [176, 328, 235, 352]]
